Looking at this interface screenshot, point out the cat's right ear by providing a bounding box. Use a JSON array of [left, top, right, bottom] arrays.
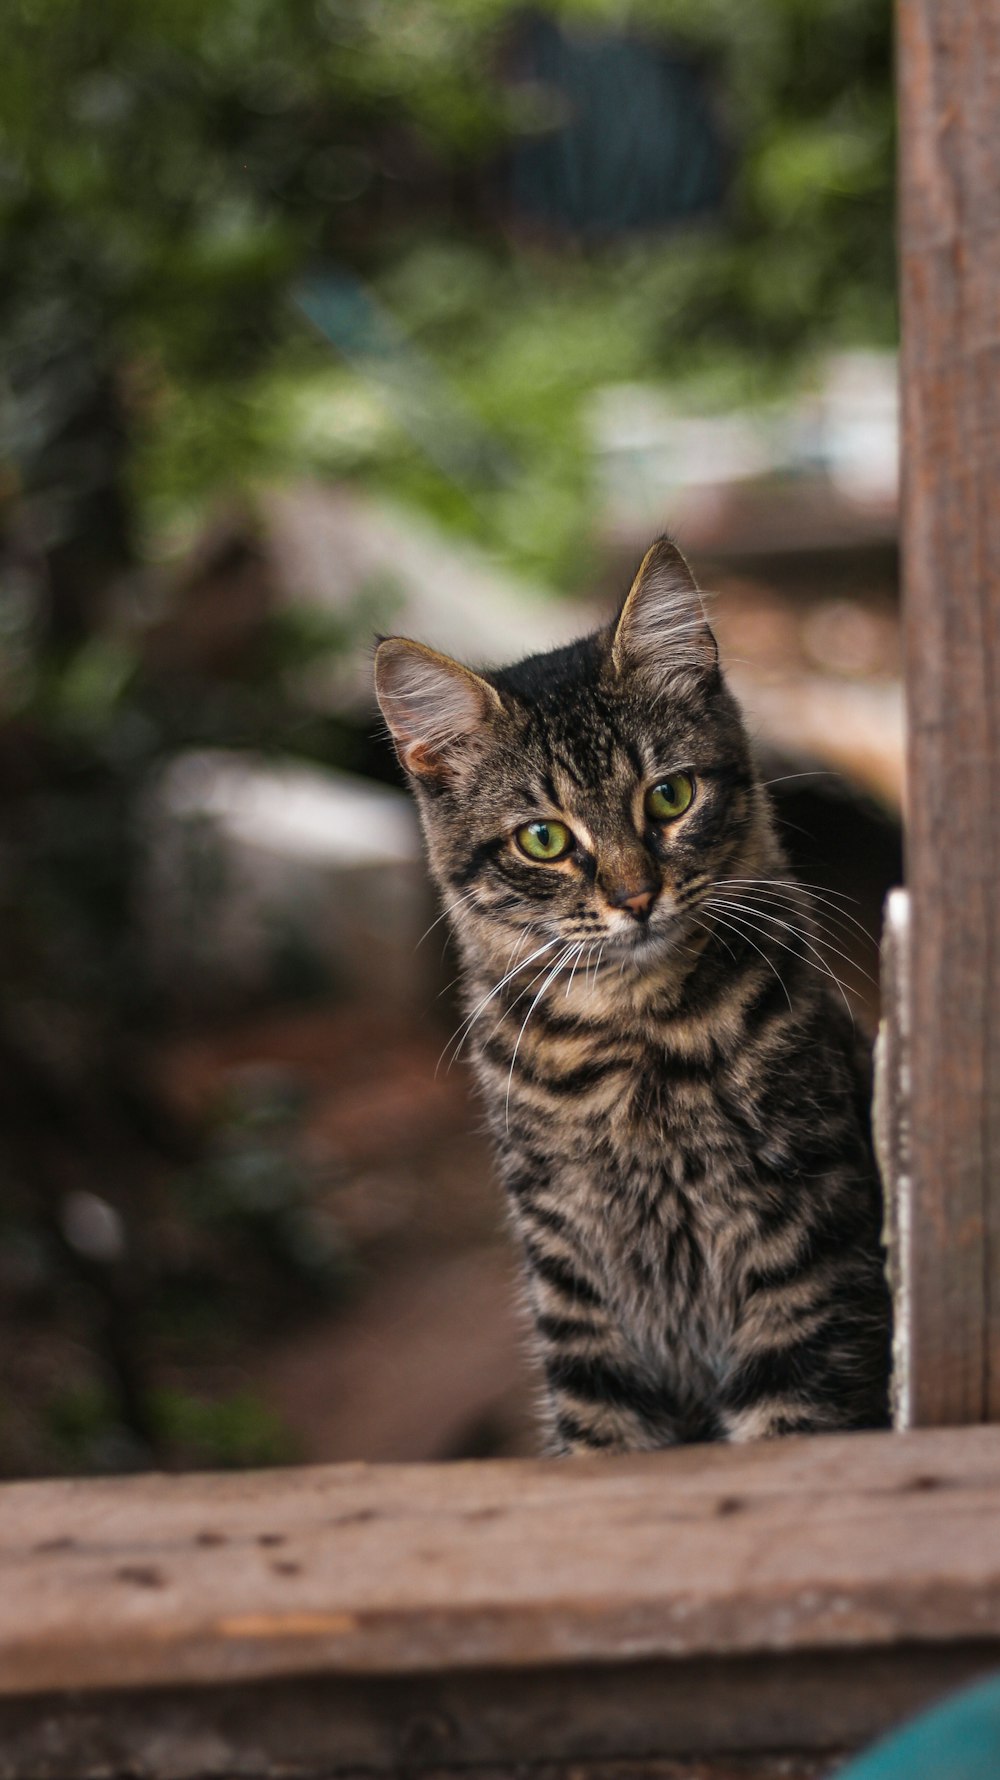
[[374, 638, 503, 782], [612, 536, 718, 684]]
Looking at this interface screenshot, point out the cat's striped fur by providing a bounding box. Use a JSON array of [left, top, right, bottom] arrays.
[[375, 538, 891, 1449]]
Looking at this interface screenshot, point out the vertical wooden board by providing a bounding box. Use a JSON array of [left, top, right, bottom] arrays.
[[898, 0, 1000, 1421]]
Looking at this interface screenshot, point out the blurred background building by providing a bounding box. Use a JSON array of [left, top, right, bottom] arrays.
[[0, 0, 900, 1478]]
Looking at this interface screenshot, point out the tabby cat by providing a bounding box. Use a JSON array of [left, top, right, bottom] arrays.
[[375, 538, 891, 1450]]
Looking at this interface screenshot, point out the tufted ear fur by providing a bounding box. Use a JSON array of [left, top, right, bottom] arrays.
[[374, 637, 503, 781], [611, 536, 718, 684]]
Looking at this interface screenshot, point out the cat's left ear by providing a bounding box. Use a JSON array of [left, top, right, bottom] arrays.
[[611, 536, 718, 683], [374, 637, 503, 782]]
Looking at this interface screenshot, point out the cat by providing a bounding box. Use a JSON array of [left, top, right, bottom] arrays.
[[374, 537, 891, 1450]]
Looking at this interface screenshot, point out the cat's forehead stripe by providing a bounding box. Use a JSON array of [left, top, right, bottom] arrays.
[[546, 737, 652, 812]]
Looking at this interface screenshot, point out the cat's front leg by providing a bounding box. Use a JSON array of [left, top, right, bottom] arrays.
[[716, 1325, 842, 1441], [526, 1275, 684, 1454], [525, 1279, 663, 1454], [509, 1190, 673, 1453], [718, 1397, 831, 1442], [717, 1275, 890, 1442], [716, 1319, 853, 1441], [540, 1344, 679, 1456]]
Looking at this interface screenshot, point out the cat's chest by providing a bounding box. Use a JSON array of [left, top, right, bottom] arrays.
[[592, 1038, 756, 1182], [552, 1045, 763, 1320], [501, 1029, 764, 1208], [558, 1163, 734, 1387]]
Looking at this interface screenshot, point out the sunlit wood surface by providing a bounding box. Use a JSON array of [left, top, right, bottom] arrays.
[[2, 1428, 1000, 1776]]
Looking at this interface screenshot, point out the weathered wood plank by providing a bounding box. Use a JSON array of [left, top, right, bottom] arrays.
[[2, 1428, 1000, 1700], [897, 0, 1000, 1420]]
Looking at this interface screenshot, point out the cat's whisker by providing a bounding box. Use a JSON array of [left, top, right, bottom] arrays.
[[761, 770, 842, 789], [718, 877, 873, 942], [790, 880, 863, 907], [696, 909, 794, 1013], [771, 812, 817, 844], [451, 939, 561, 1063], [415, 887, 480, 949], [739, 899, 878, 983], [722, 874, 864, 913], [481, 940, 584, 1050], [708, 894, 838, 963], [564, 941, 587, 999], [707, 893, 878, 995], [500, 920, 546, 981], [704, 898, 855, 1026], [437, 936, 560, 1074], [692, 915, 737, 964], [713, 883, 877, 968], [504, 943, 582, 1129], [726, 887, 869, 947], [436, 970, 466, 1001]]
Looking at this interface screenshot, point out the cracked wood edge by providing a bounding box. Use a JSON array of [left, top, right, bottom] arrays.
[[875, 887, 912, 1429]]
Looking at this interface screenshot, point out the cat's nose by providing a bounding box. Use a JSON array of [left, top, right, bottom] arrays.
[[610, 883, 659, 922]]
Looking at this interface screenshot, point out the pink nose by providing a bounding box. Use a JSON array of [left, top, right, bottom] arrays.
[[612, 884, 658, 920]]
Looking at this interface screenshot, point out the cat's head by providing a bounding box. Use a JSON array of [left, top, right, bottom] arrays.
[[375, 537, 776, 976]]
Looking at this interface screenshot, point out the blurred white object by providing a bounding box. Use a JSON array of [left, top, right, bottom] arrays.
[[61, 1191, 126, 1264], [586, 352, 898, 547], [587, 384, 778, 535], [141, 753, 432, 1013], [259, 482, 592, 712], [818, 351, 899, 506]]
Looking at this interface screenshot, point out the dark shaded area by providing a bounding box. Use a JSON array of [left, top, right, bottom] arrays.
[[505, 13, 728, 239]]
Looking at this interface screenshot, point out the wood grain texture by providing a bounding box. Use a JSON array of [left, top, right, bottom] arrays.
[[898, 0, 1000, 1420], [2, 1427, 1000, 1700]]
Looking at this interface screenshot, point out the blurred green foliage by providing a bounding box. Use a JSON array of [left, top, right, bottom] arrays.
[[177, 1067, 355, 1301], [48, 1380, 298, 1471], [1, 0, 893, 595]]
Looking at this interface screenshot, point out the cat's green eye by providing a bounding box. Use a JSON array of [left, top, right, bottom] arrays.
[[515, 819, 573, 862], [646, 774, 695, 822]]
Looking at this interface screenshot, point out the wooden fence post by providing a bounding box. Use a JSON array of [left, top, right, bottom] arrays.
[[895, 0, 1000, 1423]]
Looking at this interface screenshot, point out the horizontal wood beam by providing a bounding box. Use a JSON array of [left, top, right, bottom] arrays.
[[2, 1644, 996, 1780], [3, 1429, 1000, 1774], [8, 1427, 1000, 1696]]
